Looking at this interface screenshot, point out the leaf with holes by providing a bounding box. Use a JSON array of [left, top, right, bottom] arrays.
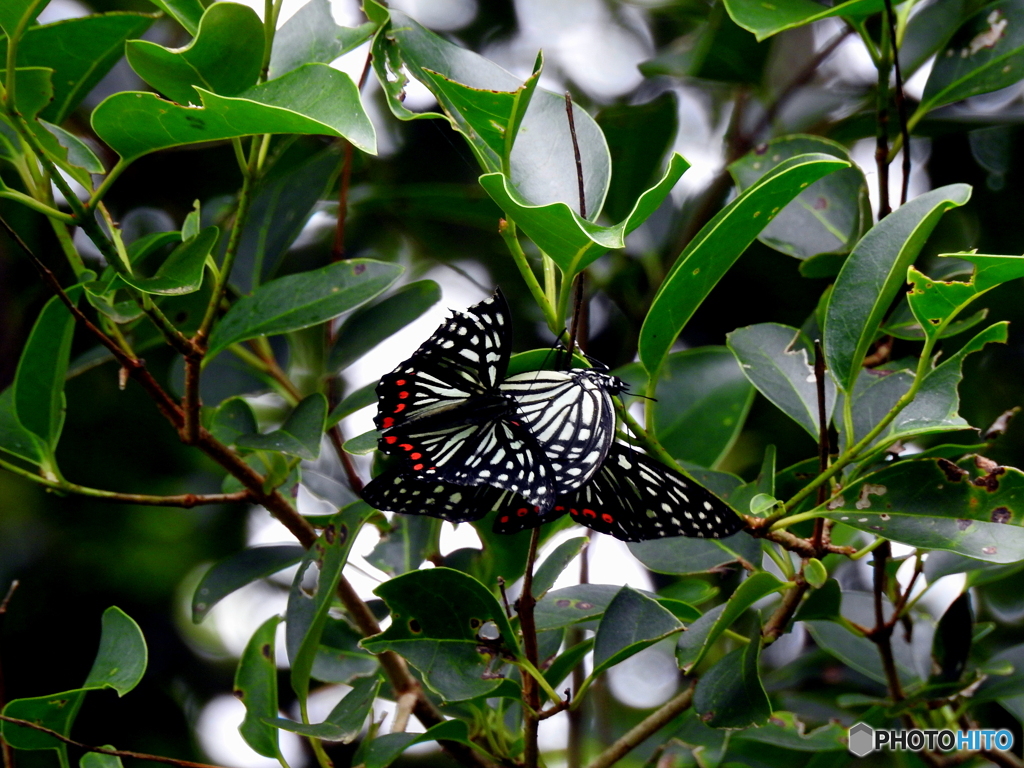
[[362, 568, 519, 701], [235, 616, 282, 759]]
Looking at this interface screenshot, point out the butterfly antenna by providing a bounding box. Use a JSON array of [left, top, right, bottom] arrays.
[[564, 91, 589, 367]]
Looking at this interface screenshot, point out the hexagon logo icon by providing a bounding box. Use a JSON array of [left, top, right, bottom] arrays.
[[848, 722, 875, 757]]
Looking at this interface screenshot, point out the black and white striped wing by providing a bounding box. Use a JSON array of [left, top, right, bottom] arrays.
[[492, 445, 746, 542], [362, 466, 501, 523], [380, 416, 557, 510], [374, 290, 511, 432], [500, 369, 621, 494]]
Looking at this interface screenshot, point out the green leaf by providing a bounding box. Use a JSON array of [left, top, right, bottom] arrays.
[[207, 259, 401, 357], [270, 0, 376, 78], [794, 578, 842, 621], [479, 154, 689, 278], [328, 382, 376, 428], [533, 537, 588, 598], [313, 617, 380, 684], [591, 587, 684, 676], [597, 92, 678, 223], [1, 12, 155, 123], [730, 445, 777, 517], [628, 534, 761, 577], [727, 323, 835, 440], [693, 626, 770, 729], [329, 280, 441, 372], [0, 387, 44, 465], [1, 689, 86, 764], [14, 292, 76, 452], [724, 0, 882, 41], [824, 184, 972, 393], [192, 545, 305, 622], [126, 2, 264, 106], [83, 607, 148, 696], [209, 397, 259, 448], [677, 572, 785, 672], [931, 592, 973, 683], [359, 720, 474, 768], [544, 638, 594, 690], [804, 558, 828, 589], [362, 568, 519, 701], [39, 121, 103, 174], [235, 616, 283, 759], [92, 63, 376, 164], [922, 0, 1024, 111], [377, 11, 610, 217], [900, 0, 967, 76], [237, 393, 327, 460], [535, 584, 628, 631], [616, 347, 754, 467], [81, 751, 123, 768], [729, 136, 869, 260], [732, 711, 848, 751], [343, 429, 378, 455], [826, 455, 1024, 562], [287, 515, 367, 706], [367, 515, 438, 576], [267, 675, 380, 741], [115, 227, 217, 296], [147, 0, 204, 34], [974, 643, 1024, 703], [640, 153, 849, 377], [0, 0, 48, 39]]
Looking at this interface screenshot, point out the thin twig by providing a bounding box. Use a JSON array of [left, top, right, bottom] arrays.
[[0, 582, 19, 768], [0, 714, 230, 768], [763, 576, 808, 645], [564, 92, 589, 362], [567, 532, 592, 768], [812, 340, 829, 552], [519, 528, 543, 768], [883, 0, 912, 206], [391, 692, 418, 734], [564, 93, 586, 220], [331, 141, 354, 261], [867, 542, 905, 703], [874, 22, 894, 219], [585, 683, 695, 768]]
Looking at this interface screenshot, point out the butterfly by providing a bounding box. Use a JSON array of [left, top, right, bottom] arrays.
[[371, 290, 621, 509], [362, 443, 746, 542]]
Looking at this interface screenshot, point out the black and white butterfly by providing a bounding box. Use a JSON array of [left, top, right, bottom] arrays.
[[371, 290, 620, 509], [362, 443, 746, 542]]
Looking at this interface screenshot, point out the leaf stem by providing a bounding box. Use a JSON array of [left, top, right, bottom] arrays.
[[0, 190, 74, 222], [500, 220, 558, 332], [85, 159, 128, 209], [519, 527, 543, 768]]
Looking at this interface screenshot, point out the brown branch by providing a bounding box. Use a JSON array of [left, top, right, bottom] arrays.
[[567, 532, 592, 768], [0, 714, 229, 768], [812, 340, 829, 552], [866, 542, 905, 703], [182, 353, 202, 445], [0, 581, 19, 768], [331, 141, 355, 261], [763, 577, 808, 645], [519, 528, 543, 768], [564, 93, 586, 219], [875, 24, 894, 219], [884, 0, 912, 206], [747, 523, 854, 558], [584, 682, 695, 768]]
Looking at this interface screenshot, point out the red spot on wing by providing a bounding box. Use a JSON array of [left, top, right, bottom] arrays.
[[413, 463, 424, 471], [582, 508, 597, 518], [394, 403, 406, 413], [569, 508, 580, 516], [384, 436, 397, 444], [410, 452, 422, 460], [517, 507, 529, 517], [500, 516, 510, 523], [399, 444, 413, 451], [395, 379, 406, 386], [382, 417, 395, 428], [601, 513, 613, 524], [398, 391, 409, 399], [554, 506, 565, 512]]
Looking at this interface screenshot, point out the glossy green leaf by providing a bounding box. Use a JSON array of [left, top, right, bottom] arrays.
[[268, 675, 379, 741], [616, 347, 754, 467], [922, 0, 1024, 111], [271, 0, 375, 78], [327, 382, 376, 428], [360, 720, 474, 768], [882, 298, 987, 340], [363, 568, 519, 701], [900, 0, 967, 76], [824, 184, 972, 393], [794, 577, 842, 621], [1, 689, 86, 761], [367, 515, 438, 576], [287, 514, 367, 705], [730, 445, 777, 517], [234, 140, 344, 292], [192, 545, 305, 622], [732, 711, 848, 751], [640, 153, 848, 377], [677, 572, 785, 672], [591, 587, 684, 676], [659, 579, 720, 607], [729, 136, 869, 260], [727, 323, 835, 440], [479, 154, 689, 277], [39, 121, 103, 173], [804, 558, 828, 589], [974, 643, 1024, 703], [826, 456, 1024, 562], [81, 751, 123, 768], [237, 393, 327, 460], [377, 11, 610, 216], [126, 3, 264, 106], [0, 0, 48, 40], [92, 63, 376, 163], [147, 0, 203, 34], [544, 637, 594, 690], [209, 397, 259, 447], [343, 429, 378, 455], [597, 92, 678, 223], [629, 533, 761, 577], [724, 0, 882, 41], [14, 293, 76, 452], [115, 227, 217, 296], [0, 387, 44, 465], [533, 537, 588, 598], [329, 280, 441, 372], [693, 626, 770, 729], [313, 617, 380, 683], [83, 607, 147, 696], [235, 616, 282, 759], [207, 259, 401, 357], [535, 584, 628, 631]]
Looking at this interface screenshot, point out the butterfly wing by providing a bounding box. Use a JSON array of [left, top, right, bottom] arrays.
[[374, 290, 512, 431], [363, 466, 501, 523], [493, 444, 745, 541], [500, 370, 620, 494]]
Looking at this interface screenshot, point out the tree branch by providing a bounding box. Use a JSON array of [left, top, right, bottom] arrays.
[[0, 581, 19, 768], [585, 683, 694, 768]]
